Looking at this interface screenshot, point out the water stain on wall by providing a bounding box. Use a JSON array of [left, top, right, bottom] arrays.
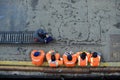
[[31, 0, 38, 10], [114, 23, 120, 29]]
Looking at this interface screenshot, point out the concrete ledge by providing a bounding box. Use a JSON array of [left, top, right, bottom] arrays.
[[0, 61, 120, 67]]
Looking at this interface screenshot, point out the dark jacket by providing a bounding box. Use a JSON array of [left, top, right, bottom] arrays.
[[33, 29, 53, 43]]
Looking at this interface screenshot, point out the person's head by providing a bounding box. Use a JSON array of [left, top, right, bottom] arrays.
[[51, 52, 55, 55], [92, 52, 98, 58], [80, 52, 87, 60], [37, 29, 46, 37], [34, 52, 40, 57], [67, 52, 71, 55], [38, 29, 45, 34], [67, 54, 72, 61], [51, 54, 56, 61]]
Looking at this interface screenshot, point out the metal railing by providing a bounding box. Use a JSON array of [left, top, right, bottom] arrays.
[[0, 31, 36, 43]]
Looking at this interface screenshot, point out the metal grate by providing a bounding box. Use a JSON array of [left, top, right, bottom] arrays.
[[0, 31, 37, 43]]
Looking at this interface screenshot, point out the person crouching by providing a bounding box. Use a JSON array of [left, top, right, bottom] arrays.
[[76, 51, 90, 67], [89, 52, 101, 67], [46, 50, 63, 67], [63, 51, 77, 67]]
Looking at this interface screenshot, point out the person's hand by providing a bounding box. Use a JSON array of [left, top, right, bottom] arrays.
[[60, 58, 63, 60], [70, 51, 73, 54], [44, 39, 47, 43], [46, 34, 49, 38], [34, 38, 38, 42]]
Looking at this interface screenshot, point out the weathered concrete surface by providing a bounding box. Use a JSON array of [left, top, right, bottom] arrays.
[[0, 0, 120, 61], [0, 44, 102, 61]]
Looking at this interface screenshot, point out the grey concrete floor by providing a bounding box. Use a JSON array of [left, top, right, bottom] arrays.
[[0, 43, 103, 61]]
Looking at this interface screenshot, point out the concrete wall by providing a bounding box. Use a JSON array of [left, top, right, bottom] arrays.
[[0, 0, 120, 61]]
